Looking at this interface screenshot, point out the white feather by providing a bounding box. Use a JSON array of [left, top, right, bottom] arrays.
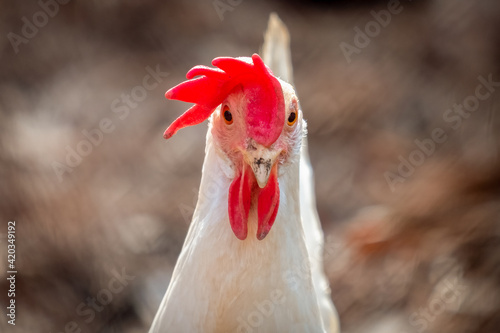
[[150, 127, 325, 332]]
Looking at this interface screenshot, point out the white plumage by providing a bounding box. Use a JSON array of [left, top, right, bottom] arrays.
[[150, 13, 339, 333]]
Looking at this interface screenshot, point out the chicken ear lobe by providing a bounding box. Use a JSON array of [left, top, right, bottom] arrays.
[[228, 164, 252, 240], [257, 163, 280, 240]]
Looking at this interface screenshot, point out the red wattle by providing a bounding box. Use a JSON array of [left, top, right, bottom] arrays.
[[228, 164, 252, 240], [257, 163, 280, 240]]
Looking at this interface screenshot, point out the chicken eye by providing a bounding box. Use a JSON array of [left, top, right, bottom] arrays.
[[287, 111, 297, 126], [223, 106, 233, 125]]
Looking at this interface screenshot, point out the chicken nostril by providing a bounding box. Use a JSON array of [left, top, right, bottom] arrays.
[[254, 158, 272, 173]]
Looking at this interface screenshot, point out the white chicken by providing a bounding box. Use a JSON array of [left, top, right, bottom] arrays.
[[150, 14, 339, 333]]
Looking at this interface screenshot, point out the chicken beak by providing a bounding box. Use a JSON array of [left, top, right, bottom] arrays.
[[243, 143, 281, 240], [227, 142, 281, 241], [243, 144, 281, 188]]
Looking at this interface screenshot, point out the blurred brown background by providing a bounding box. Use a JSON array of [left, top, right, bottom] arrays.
[[1, 0, 500, 332]]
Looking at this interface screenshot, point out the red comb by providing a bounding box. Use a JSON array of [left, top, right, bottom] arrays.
[[164, 54, 285, 146]]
